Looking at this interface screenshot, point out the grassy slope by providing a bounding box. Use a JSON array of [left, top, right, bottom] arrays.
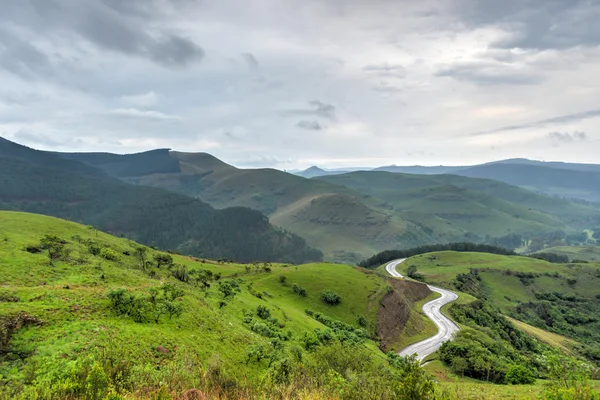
[[401, 251, 600, 310], [542, 245, 600, 262], [0, 211, 435, 397], [318, 171, 598, 234]]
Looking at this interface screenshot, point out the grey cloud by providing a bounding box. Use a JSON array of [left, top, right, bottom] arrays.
[[547, 131, 588, 143], [242, 53, 259, 69], [0, 27, 52, 78], [0, 91, 47, 105], [12, 129, 80, 148], [309, 101, 336, 120], [436, 61, 543, 86], [372, 84, 402, 93], [281, 101, 337, 121], [474, 109, 600, 136], [297, 120, 322, 130], [454, 0, 600, 50], [2, 0, 204, 68], [363, 63, 405, 77], [110, 108, 181, 121]]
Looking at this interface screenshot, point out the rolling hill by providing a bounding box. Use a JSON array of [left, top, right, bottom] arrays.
[[455, 163, 600, 203], [0, 138, 321, 264], [0, 211, 440, 399], [4, 137, 596, 263], [397, 251, 600, 363], [24, 140, 596, 263]]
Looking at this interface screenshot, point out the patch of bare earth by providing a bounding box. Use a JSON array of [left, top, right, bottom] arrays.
[[377, 279, 431, 352]]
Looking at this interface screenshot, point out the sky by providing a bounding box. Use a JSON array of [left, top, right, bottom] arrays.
[[1, 0, 599, 169]]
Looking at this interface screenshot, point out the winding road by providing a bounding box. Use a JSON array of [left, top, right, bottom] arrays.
[[385, 259, 459, 361]]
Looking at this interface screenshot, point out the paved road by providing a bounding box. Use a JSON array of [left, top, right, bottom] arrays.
[[385, 259, 459, 361]]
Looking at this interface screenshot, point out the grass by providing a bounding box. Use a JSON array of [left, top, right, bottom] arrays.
[[426, 360, 600, 399], [506, 317, 577, 354], [0, 211, 438, 398], [542, 245, 600, 262]]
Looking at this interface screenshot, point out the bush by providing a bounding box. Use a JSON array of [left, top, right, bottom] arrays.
[[172, 264, 190, 283], [25, 244, 42, 254], [88, 243, 101, 256], [321, 290, 342, 305], [357, 315, 367, 327], [256, 305, 271, 319], [86, 362, 109, 400], [100, 247, 119, 261], [293, 283, 307, 297], [154, 253, 174, 268], [279, 275, 287, 284], [505, 364, 535, 385]]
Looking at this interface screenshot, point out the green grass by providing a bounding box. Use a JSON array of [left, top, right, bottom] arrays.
[[2, 211, 441, 398], [506, 317, 577, 354], [542, 245, 600, 262]]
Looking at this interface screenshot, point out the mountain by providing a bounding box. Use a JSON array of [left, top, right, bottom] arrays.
[[0, 138, 322, 263], [455, 163, 600, 202], [374, 158, 600, 203], [488, 158, 600, 173], [295, 166, 362, 178], [25, 142, 600, 263], [373, 165, 465, 175], [317, 171, 599, 233]]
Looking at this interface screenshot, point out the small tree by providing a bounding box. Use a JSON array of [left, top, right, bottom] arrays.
[[154, 253, 174, 268], [321, 290, 342, 305], [279, 275, 287, 284]]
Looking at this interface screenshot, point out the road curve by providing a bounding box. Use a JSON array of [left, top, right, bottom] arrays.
[[385, 259, 459, 361]]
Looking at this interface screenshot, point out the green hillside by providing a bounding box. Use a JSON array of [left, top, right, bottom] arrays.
[[400, 251, 600, 363], [0, 140, 321, 264], [456, 163, 600, 203], [540, 245, 600, 262], [0, 211, 444, 399]]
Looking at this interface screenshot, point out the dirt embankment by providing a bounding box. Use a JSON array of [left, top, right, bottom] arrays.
[[377, 279, 431, 352]]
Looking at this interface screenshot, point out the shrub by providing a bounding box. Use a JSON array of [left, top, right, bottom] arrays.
[[25, 244, 42, 254], [321, 290, 342, 305], [172, 264, 190, 283], [86, 362, 109, 400], [505, 364, 535, 385], [100, 247, 119, 261], [154, 253, 174, 268], [292, 283, 307, 297], [250, 321, 273, 337], [279, 275, 287, 284], [256, 305, 271, 320], [88, 243, 102, 256], [357, 315, 367, 327]]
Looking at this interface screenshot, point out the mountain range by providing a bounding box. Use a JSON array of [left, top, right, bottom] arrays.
[[1, 137, 595, 263], [298, 158, 600, 203]]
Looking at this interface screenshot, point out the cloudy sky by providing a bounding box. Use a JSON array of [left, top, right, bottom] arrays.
[[1, 0, 599, 169]]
